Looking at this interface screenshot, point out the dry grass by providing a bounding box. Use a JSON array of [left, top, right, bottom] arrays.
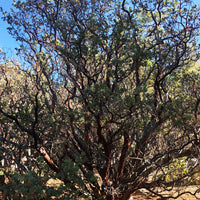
[[133, 186, 200, 200], [46, 178, 64, 188]]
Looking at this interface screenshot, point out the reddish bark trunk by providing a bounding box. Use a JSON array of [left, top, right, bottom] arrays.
[[37, 146, 60, 173], [117, 131, 130, 181]]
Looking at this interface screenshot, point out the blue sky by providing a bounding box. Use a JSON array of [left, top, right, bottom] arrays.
[[0, 0, 199, 59], [0, 0, 18, 58]]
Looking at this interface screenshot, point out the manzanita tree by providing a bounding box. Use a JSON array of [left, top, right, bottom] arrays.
[[0, 0, 200, 199]]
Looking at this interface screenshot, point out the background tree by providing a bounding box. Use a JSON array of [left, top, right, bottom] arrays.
[[0, 0, 200, 199]]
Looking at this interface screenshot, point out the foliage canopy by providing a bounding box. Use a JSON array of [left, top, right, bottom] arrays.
[[0, 0, 200, 199]]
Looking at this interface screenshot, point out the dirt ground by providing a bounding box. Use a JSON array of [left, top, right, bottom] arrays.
[[47, 179, 200, 199], [132, 186, 200, 200]]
